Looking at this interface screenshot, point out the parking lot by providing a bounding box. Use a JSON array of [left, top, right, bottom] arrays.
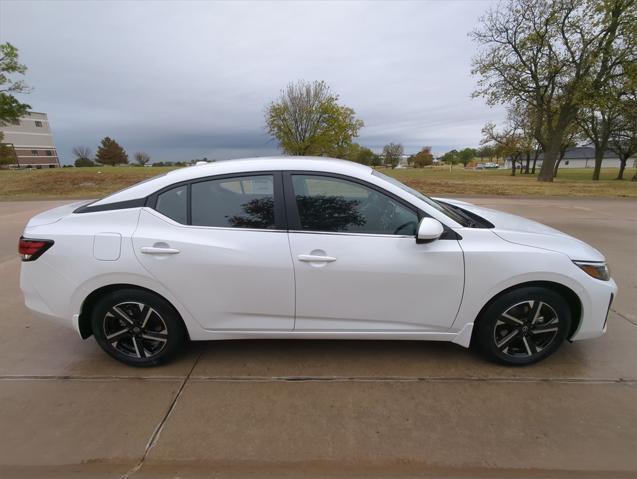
[[0, 197, 635, 478]]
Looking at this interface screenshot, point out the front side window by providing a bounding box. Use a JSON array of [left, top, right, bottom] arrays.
[[191, 175, 275, 229], [372, 170, 470, 227], [35, 121, 43, 127], [156, 185, 187, 224], [291, 175, 418, 235]]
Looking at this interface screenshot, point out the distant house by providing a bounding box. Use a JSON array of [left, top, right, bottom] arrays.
[[1, 112, 60, 168], [504, 146, 634, 169]]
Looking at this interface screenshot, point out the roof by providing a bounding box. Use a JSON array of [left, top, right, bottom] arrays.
[[91, 157, 373, 206], [537, 146, 619, 161]]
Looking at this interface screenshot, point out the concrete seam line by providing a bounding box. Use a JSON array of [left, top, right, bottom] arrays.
[[186, 376, 637, 385], [0, 375, 634, 384], [0, 375, 185, 381], [611, 308, 637, 326], [120, 351, 202, 479]]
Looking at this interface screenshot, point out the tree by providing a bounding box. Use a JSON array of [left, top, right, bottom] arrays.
[[382, 143, 403, 169], [609, 89, 637, 180], [481, 122, 526, 176], [74, 157, 95, 167], [471, 0, 636, 181], [576, 84, 623, 180], [441, 149, 460, 164], [553, 127, 579, 177], [458, 147, 477, 167], [344, 143, 378, 165], [409, 147, 434, 168], [476, 145, 496, 161], [0, 43, 31, 126], [95, 137, 128, 166], [265, 80, 364, 156], [0, 131, 16, 166], [134, 151, 151, 166]]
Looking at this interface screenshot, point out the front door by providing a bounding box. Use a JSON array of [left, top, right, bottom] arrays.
[[133, 173, 295, 331], [285, 173, 464, 331]]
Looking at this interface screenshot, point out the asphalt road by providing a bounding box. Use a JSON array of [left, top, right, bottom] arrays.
[[0, 198, 635, 479]]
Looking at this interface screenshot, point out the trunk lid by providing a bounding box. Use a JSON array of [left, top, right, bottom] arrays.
[[25, 200, 93, 228]]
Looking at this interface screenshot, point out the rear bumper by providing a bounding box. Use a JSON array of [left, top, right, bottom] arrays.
[[20, 261, 80, 334]]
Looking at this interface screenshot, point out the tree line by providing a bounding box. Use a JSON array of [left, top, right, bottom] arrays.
[[471, 0, 636, 181], [72, 138, 151, 167]]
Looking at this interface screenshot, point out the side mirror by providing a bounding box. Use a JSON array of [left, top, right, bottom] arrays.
[[416, 218, 444, 243]]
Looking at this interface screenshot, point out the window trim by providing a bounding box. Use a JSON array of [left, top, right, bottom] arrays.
[[147, 171, 286, 230], [75, 169, 460, 240]]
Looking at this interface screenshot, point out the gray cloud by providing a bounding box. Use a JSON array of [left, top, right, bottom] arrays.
[[1, 0, 504, 163]]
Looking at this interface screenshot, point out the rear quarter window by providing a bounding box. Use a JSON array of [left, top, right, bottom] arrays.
[[155, 185, 187, 223]]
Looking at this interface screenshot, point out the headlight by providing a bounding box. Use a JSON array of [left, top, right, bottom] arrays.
[[574, 261, 610, 281]]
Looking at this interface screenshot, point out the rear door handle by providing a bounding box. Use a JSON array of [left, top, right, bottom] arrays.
[[298, 254, 336, 263], [140, 246, 180, 255]]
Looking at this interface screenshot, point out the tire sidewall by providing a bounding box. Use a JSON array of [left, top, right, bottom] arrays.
[[91, 289, 186, 367], [475, 287, 571, 366]]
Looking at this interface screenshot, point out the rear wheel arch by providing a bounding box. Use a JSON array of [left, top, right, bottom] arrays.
[[470, 280, 582, 346], [78, 284, 188, 340]]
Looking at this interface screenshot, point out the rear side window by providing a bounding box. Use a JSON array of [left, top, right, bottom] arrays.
[[156, 185, 187, 223], [191, 175, 275, 229]]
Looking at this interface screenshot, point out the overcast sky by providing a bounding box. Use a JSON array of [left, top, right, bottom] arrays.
[[1, 0, 504, 164]]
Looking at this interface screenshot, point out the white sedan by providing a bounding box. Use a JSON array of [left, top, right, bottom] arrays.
[[19, 158, 616, 367]]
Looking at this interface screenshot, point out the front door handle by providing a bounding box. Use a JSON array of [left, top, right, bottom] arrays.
[[140, 246, 180, 255], [298, 254, 336, 263]]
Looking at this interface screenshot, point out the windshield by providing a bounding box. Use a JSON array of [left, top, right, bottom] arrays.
[[371, 170, 471, 227]]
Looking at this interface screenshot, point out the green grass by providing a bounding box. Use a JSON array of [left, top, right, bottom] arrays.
[[0, 166, 176, 201], [0, 165, 635, 201], [384, 166, 637, 198]]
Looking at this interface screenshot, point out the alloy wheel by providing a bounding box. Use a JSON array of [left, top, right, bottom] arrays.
[[102, 301, 169, 360], [493, 300, 560, 358]]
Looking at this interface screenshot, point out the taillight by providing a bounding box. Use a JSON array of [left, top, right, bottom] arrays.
[[18, 237, 54, 261]]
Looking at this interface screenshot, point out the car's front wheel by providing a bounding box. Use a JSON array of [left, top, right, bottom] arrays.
[[473, 287, 571, 366], [91, 289, 186, 367]]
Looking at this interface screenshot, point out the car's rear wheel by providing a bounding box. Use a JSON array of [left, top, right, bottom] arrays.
[[474, 286, 571, 366], [91, 289, 186, 367]]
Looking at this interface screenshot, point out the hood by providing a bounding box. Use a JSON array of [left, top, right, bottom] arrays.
[[24, 200, 93, 228], [438, 198, 605, 262]]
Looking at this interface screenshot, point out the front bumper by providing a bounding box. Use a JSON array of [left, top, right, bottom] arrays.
[[570, 277, 617, 341]]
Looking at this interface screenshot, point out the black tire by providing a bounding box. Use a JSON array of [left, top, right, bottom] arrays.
[[473, 286, 571, 366], [91, 288, 186, 367]]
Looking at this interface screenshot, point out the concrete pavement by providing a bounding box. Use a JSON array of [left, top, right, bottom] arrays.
[[0, 198, 635, 478]]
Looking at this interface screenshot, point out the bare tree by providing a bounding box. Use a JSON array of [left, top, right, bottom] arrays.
[[72, 146, 92, 161], [471, 0, 636, 182], [134, 151, 151, 166]]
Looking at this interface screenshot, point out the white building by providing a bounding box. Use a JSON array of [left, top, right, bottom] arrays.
[[505, 146, 634, 169], [1, 112, 60, 168]]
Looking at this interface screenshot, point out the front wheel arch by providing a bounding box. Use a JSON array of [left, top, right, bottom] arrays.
[[470, 280, 582, 348], [78, 284, 189, 340]]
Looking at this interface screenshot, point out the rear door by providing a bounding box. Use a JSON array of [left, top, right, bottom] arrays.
[[133, 172, 295, 331], [285, 173, 464, 332]]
